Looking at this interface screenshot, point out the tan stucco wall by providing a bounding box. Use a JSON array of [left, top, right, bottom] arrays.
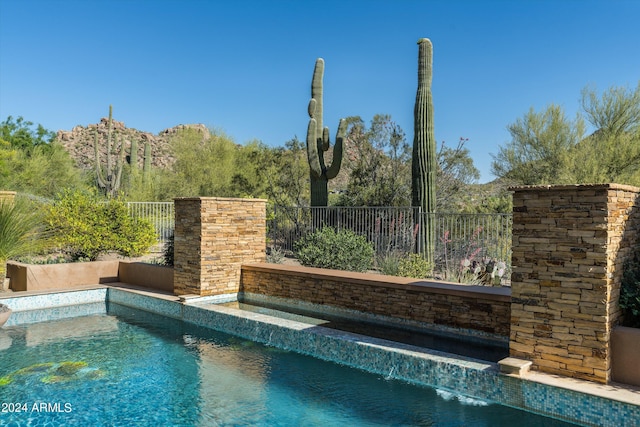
[[6, 261, 173, 293], [7, 260, 120, 292], [118, 262, 174, 292], [611, 326, 640, 386]]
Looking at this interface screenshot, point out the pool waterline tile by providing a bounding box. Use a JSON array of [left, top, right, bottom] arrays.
[[1, 286, 639, 427]]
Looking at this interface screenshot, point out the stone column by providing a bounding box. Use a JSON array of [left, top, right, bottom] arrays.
[[173, 197, 267, 296], [509, 184, 639, 383]]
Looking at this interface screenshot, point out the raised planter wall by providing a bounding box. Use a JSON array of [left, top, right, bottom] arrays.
[[240, 263, 511, 336], [611, 326, 640, 386], [6, 261, 172, 293], [7, 261, 120, 292]]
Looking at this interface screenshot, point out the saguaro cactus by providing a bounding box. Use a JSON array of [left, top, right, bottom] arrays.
[[94, 105, 125, 197], [143, 141, 152, 182], [306, 58, 347, 206], [412, 38, 437, 265], [129, 137, 152, 183]]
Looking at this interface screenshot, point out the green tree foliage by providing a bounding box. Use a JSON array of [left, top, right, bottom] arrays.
[[337, 115, 412, 207], [0, 116, 54, 152], [159, 128, 261, 198], [436, 137, 481, 211], [294, 227, 374, 272], [0, 116, 88, 197], [491, 83, 640, 187], [570, 84, 640, 186], [46, 190, 157, 261], [3, 144, 88, 197], [259, 137, 310, 207], [491, 105, 585, 185]]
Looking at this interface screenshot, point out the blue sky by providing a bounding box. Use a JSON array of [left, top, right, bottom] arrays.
[[1, 0, 638, 183]]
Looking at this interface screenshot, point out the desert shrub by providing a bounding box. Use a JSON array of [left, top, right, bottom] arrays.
[[376, 251, 402, 276], [621, 247, 640, 328], [397, 253, 433, 279], [294, 227, 374, 272], [46, 190, 157, 261], [0, 196, 51, 280], [266, 246, 285, 264]]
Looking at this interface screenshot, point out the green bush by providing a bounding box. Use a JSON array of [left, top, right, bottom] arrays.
[[621, 248, 640, 328], [397, 253, 433, 279], [46, 190, 157, 261], [294, 227, 374, 272]]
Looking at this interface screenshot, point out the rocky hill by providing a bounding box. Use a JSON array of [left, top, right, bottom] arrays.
[[56, 118, 210, 172]]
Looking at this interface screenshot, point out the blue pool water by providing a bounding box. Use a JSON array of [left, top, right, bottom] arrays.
[[0, 304, 579, 426]]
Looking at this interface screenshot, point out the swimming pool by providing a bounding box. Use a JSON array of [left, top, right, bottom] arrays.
[[0, 287, 638, 426], [1, 302, 579, 426]]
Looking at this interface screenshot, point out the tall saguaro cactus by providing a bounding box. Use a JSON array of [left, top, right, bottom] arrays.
[[94, 105, 125, 198], [412, 38, 437, 265], [306, 58, 347, 206]]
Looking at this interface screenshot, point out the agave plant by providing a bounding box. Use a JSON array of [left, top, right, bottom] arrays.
[[0, 196, 50, 286]]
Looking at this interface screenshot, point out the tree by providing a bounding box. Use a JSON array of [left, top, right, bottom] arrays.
[[0, 116, 54, 152], [491, 83, 640, 187], [581, 83, 640, 137], [162, 128, 240, 198], [0, 116, 88, 197], [337, 115, 411, 207], [491, 105, 584, 185], [260, 137, 310, 207], [570, 84, 640, 185], [436, 137, 480, 211]]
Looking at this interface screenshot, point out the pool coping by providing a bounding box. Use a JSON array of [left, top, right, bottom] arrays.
[[2, 286, 639, 426]]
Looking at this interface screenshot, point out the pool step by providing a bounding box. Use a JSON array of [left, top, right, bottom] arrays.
[[498, 357, 533, 377]]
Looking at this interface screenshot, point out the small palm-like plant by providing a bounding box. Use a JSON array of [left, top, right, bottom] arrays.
[[0, 196, 49, 285]]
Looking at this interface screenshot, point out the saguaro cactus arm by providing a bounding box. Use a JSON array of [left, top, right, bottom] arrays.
[[325, 118, 346, 179]]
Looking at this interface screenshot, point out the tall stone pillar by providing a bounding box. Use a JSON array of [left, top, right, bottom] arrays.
[[173, 197, 267, 296], [509, 184, 639, 383]]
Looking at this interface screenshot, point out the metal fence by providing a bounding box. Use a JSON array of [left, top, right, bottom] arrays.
[[269, 206, 512, 269], [269, 206, 420, 255], [126, 202, 174, 248], [123, 201, 512, 271], [430, 212, 512, 270]]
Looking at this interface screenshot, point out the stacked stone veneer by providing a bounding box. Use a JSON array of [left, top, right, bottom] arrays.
[[173, 197, 266, 296], [0, 191, 16, 203], [240, 264, 511, 336], [510, 184, 640, 383]]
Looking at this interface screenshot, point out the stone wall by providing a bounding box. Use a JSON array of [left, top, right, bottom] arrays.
[[0, 191, 16, 203], [173, 197, 266, 296], [240, 263, 511, 336], [509, 184, 640, 383]]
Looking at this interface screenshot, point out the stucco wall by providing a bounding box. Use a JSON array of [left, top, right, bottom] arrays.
[[6, 261, 172, 293]]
